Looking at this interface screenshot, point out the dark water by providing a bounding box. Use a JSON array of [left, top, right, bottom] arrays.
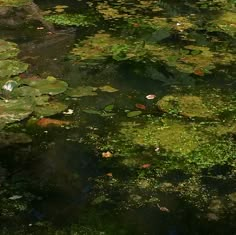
[[0, 0, 236, 234]]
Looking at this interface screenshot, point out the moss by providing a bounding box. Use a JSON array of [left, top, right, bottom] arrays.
[[119, 118, 206, 154]]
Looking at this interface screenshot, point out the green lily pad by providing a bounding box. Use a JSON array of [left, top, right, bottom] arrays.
[[66, 86, 98, 97], [99, 85, 119, 93], [25, 76, 68, 95], [127, 110, 142, 117], [12, 86, 41, 97], [0, 40, 20, 60], [33, 95, 50, 106], [0, 60, 28, 78], [0, 98, 33, 129], [34, 101, 68, 117], [104, 104, 114, 112]]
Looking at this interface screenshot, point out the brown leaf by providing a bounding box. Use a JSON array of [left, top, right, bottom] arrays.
[[135, 103, 146, 110]]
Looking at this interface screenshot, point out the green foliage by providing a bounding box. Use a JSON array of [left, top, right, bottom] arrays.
[[44, 13, 95, 27]]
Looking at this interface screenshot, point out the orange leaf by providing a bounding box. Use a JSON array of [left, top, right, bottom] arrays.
[[194, 69, 204, 76], [135, 103, 146, 110], [37, 118, 71, 127]]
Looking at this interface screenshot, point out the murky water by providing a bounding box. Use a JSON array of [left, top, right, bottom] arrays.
[[0, 0, 235, 234]]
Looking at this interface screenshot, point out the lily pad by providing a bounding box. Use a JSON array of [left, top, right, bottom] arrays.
[[0, 98, 33, 128], [66, 86, 98, 97], [99, 85, 119, 93], [0, 60, 28, 78], [0, 40, 19, 60], [127, 110, 142, 117], [25, 76, 68, 95], [34, 101, 68, 117], [12, 86, 41, 97]]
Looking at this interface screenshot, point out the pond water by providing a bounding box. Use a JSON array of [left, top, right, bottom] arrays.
[[0, 0, 235, 234]]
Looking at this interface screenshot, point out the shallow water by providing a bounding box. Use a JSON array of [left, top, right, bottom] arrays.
[[0, 0, 235, 234]]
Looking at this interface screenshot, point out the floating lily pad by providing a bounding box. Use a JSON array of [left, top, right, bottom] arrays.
[[0, 132, 32, 148], [25, 76, 68, 95], [104, 104, 114, 112], [0, 98, 33, 129], [66, 86, 98, 97], [127, 110, 142, 117], [0, 60, 28, 78], [0, 40, 19, 60], [34, 101, 68, 117], [99, 85, 119, 93], [12, 86, 41, 97]]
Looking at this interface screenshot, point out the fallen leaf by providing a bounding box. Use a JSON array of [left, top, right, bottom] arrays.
[[135, 103, 146, 110], [102, 151, 113, 158], [99, 85, 119, 93], [141, 163, 151, 168], [146, 94, 156, 100], [194, 69, 204, 76], [127, 110, 142, 117], [37, 118, 71, 127]]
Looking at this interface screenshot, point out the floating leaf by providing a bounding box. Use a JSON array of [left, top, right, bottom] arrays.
[[25, 76, 68, 95], [0, 40, 19, 60], [104, 104, 114, 112], [12, 86, 41, 97], [67, 86, 97, 97], [0, 60, 28, 78], [135, 103, 146, 110], [34, 101, 68, 117], [99, 85, 119, 93], [127, 110, 142, 117], [0, 98, 33, 128]]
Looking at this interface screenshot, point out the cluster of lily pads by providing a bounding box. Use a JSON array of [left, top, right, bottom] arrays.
[[59, 0, 235, 76], [0, 39, 123, 131]]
